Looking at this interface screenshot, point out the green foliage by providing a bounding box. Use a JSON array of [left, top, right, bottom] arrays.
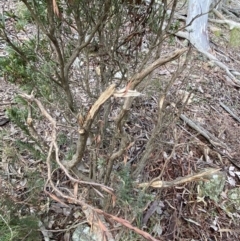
[[169, 20, 180, 32], [6, 103, 45, 161], [0, 197, 40, 241], [21, 172, 45, 208], [66, 147, 75, 160], [116, 165, 155, 228], [147, 4, 164, 33], [15, 1, 47, 24], [97, 158, 106, 169], [0, 36, 55, 100], [230, 27, 240, 48], [118, 164, 134, 204], [16, 140, 43, 160], [0, 39, 38, 85], [0, 214, 40, 241], [57, 133, 75, 160], [6, 106, 29, 135], [58, 132, 68, 146], [136, 190, 154, 210], [117, 164, 154, 205], [118, 229, 142, 241], [15, 2, 32, 22], [0, 48, 29, 83], [0, 214, 18, 241], [0, 164, 44, 239], [168, 20, 180, 44]]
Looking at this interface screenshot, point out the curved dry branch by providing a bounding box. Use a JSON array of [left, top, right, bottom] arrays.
[[14, 93, 161, 240], [64, 84, 116, 169], [129, 48, 189, 89], [19, 92, 114, 192], [116, 47, 188, 130]]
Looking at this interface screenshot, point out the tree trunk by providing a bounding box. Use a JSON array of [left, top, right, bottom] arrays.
[[186, 0, 212, 52]]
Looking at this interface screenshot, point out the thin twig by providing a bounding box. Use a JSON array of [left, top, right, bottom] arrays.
[[19, 92, 114, 192], [220, 102, 240, 123]]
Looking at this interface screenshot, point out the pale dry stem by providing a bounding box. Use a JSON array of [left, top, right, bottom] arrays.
[[19, 92, 162, 241]]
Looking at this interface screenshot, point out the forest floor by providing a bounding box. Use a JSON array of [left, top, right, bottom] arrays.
[[1, 1, 240, 241]]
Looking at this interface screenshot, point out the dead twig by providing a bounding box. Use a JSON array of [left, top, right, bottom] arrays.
[[132, 48, 191, 178], [0, 102, 16, 105], [95, 209, 163, 241], [138, 168, 221, 188], [19, 92, 114, 192]]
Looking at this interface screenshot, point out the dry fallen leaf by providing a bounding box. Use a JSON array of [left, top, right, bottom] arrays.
[[176, 89, 194, 105], [74, 182, 78, 198], [95, 66, 101, 76]]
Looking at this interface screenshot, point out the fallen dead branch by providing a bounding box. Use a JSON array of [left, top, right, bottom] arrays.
[[138, 168, 221, 188], [94, 209, 162, 241], [176, 29, 240, 85], [209, 18, 240, 29], [180, 114, 228, 150], [210, 9, 240, 29], [180, 113, 240, 169], [174, 7, 240, 86], [220, 102, 240, 123], [0, 102, 16, 105], [82, 204, 115, 241]]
